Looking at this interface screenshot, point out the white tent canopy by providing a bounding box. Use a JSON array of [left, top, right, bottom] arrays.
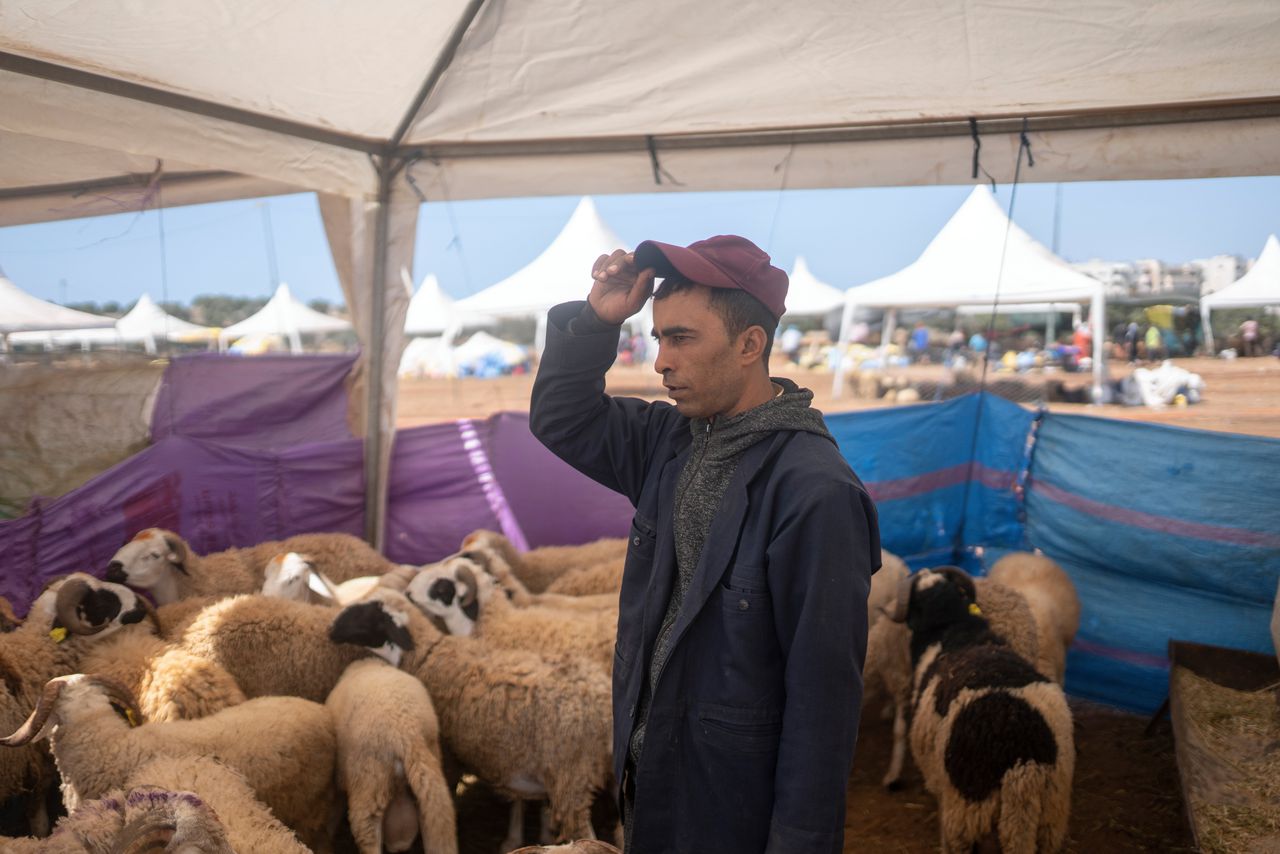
[[783, 257, 845, 317], [835, 186, 1107, 397], [403, 271, 455, 336], [11, 293, 214, 352], [218, 283, 351, 354], [0, 275, 115, 335], [2, 0, 1277, 542], [403, 269, 495, 336], [1201, 235, 1280, 352], [454, 197, 625, 318]]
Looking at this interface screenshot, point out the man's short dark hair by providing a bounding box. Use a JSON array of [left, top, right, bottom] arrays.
[[653, 276, 776, 365]]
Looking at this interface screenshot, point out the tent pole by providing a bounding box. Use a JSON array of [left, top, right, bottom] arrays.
[[1201, 303, 1215, 353], [831, 299, 857, 399], [363, 167, 394, 549], [1090, 287, 1106, 403]]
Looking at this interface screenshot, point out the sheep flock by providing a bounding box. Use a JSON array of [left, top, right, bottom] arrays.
[[0, 524, 1085, 853]]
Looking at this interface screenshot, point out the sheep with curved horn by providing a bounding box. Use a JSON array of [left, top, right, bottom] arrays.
[[0, 674, 338, 852]]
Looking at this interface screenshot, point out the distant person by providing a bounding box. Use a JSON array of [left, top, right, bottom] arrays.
[[908, 321, 930, 362], [780, 323, 803, 364], [1241, 317, 1261, 357], [630, 330, 648, 363], [1144, 325, 1163, 362], [1072, 322, 1091, 353], [945, 327, 965, 366], [968, 330, 988, 354], [1124, 321, 1141, 364]]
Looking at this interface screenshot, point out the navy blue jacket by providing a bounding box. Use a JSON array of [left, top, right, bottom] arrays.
[[530, 302, 880, 854]]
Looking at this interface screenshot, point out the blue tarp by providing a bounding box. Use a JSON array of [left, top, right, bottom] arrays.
[[1026, 414, 1280, 712], [827, 394, 1035, 572], [830, 394, 1280, 714]]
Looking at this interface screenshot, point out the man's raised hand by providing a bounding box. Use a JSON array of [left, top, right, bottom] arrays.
[[587, 249, 655, 325]]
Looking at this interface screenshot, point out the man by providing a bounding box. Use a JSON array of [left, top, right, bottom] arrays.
[[530, 235, 880, 854]]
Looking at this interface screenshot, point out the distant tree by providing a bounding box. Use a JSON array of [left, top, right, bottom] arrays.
[[190, 295, 268, 327], [65, 301, 124, 318], [157, 301, 192, 322], [308, 298, 332, 314]]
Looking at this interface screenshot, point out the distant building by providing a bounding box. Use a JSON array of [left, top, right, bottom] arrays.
[[1191, 254, 1243, 296], [1071, 259, 1136, 298]]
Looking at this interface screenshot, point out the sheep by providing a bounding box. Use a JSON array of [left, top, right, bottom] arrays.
[[458, 545, 617, 612], [124, 756, 311, 853], [330, 589, 616, 848], [52, 576, 247, 724], [262, 551, 342, 606], [460, 529, 627, 595], [105, 527, 397, 605], [868, 549, 910, 627], [325, 657, 458, 854], [0, 777, 238, 853], [0, 575, 159, 836], [167, 594, 372, 704], [0, 673, 339, 852], [0, 595, 19, 632], [406, 554, 617, 674], [892, 567, 1074, 854], [544, 560, 624, 597], [987, 552, 1082, 683], [868, 571, 1041, 790]]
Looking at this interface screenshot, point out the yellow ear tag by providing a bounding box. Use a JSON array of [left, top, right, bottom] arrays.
[[968, 603, 983, 616], [49, 626, 69, 644], [126, 709, 140, 728]]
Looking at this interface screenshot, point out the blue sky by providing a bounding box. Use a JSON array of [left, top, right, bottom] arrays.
[[1, 176, 1278, 308]]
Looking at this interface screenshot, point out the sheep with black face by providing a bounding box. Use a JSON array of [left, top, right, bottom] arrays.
[[892, 566, 1074, 854]]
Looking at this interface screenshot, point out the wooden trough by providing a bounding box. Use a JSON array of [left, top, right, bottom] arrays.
[[1168, 640, 1280, 853]]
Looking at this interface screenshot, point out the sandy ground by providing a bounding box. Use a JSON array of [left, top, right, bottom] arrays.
[[398, 355, 1280, 440], [445, 700, 1191, 853]]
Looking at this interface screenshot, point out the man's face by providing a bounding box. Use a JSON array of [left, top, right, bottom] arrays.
[[651, 285, 745, 419]]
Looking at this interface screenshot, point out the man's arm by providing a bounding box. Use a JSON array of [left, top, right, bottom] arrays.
[[764, 479, 879, 854], [531, 300, 681, 505]]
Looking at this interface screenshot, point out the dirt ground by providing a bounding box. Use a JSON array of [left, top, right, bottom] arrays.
[[444, 699, 1192, 853], [397, 355, 1280, 440]]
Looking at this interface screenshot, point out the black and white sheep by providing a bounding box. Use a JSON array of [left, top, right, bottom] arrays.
[[891, 567, 1074, 853]]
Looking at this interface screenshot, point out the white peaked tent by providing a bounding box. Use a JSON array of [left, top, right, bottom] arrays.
[[0, 275, 115, 340], [1, 1, 1278, 543], [454, 197, 629, 347], [403, 271, 456, 336], [402, 268, 495, 337], [10, 293, 214, 352], [218, 283, 351, 354], [783, 257, 846, 317], [834, 186, 1107, 398], [1201, 235, 1280, 352]]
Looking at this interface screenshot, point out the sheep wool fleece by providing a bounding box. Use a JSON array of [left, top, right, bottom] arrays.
[[531, 300, 881, 854]]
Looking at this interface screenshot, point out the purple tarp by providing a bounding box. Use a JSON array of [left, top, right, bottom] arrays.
[[151, 353, 356, 448], [2, 435, 365, 614], [0, 351, 635, 613], [383, 415, 633, 565]]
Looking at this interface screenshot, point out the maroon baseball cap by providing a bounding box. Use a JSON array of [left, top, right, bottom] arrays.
[[634, 235, 788, 319]]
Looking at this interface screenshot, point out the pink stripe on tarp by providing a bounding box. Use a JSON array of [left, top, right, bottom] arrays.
[[866, 463, 1017, 502], [1030, 478, 1280, 549], [1071, 638, 1169, 671], [457, 419, 529, 552]]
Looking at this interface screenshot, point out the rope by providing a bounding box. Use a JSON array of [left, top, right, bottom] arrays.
[[954, 120, 1034, 559]]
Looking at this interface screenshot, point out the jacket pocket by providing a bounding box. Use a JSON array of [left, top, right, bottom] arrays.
[[723, 562, 768, 594], [696, 702, 783, 754]]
